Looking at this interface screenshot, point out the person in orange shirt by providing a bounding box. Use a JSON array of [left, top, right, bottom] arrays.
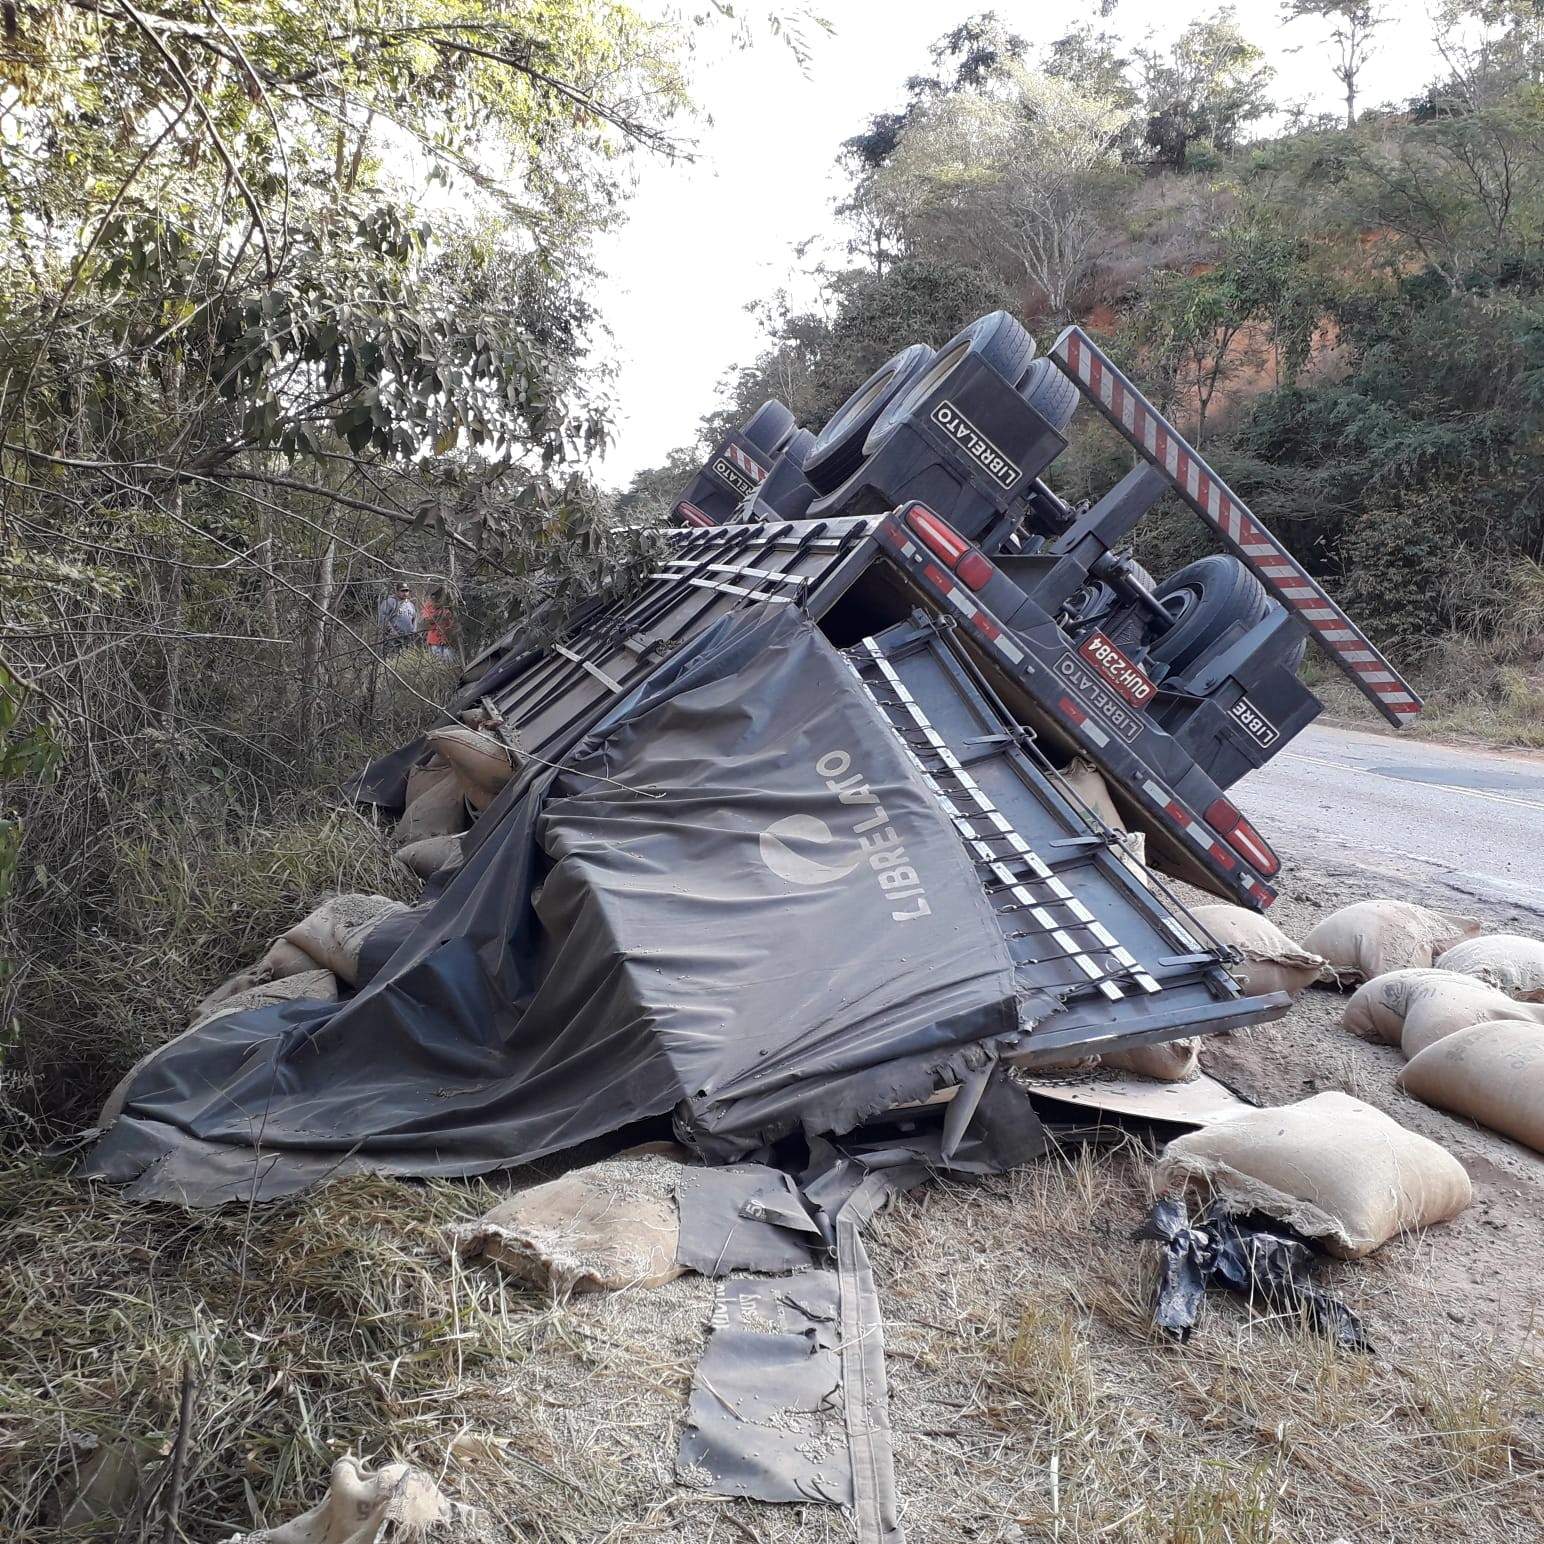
[[420, 585, 456, 660]]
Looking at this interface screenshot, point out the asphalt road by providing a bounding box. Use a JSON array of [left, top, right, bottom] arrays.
[[1237, 722, 1544, 923]]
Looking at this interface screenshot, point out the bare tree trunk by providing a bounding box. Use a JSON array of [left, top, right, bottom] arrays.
[[295, 532, 337, 754], [443, 506, 463, 666]]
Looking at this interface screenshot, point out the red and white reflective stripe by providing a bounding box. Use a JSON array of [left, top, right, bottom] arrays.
[[724, 442, 768, 483], [1051, 326, 1421, 730], [1056, 693, 1110, 748], [1140, 777, 1239, 875]]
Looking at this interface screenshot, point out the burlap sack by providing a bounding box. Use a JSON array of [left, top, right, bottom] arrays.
[[1401, 979, 1544, 1059], [1434, 934, 1544, 1001], [427, 724, 516, 811], [1341, 967, 1458, 1044], [395, 775, 470, 844], [1101, 1037, 1199, 1081], [259, 937, 317, 980], [192, 967, 339, 1030], [396, 833, 464, 880], [452, 1153, 685, 1296], [191, 937, 319, 1021], [405, 755, 454, 807], [1155, 1090, 1472, 1258], [1062, 757, 1149, 886], [283, 894, 407, 986], [1399, 1020, 1544, 1153], [224, 1457, 480, 1544], [1189, 904, 1326, 998], [1063, 755, 1122, 828], [1302, 899, 1482, 986]]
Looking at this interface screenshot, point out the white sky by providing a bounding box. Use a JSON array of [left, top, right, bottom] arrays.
[[594, 0, 1449, 487]]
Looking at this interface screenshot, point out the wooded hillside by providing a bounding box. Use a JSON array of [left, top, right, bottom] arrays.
[[627, 3, 1544, 742]]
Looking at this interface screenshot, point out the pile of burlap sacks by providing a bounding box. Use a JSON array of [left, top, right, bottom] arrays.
[[1147, 894, 1544, 1261], [393, 722, 522, 878]]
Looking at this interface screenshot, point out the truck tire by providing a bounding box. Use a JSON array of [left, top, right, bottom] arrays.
[[741, 400, 797, 457], [804, 344, 933, 494], [864, 311, 1037, 453], [1019, 357, 1079, 434], [1149, 555, 1271, 674], [779, 426, 817, 470]]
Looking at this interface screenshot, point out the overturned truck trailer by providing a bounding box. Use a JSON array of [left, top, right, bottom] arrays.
[[85, 315, 1421, 1203]]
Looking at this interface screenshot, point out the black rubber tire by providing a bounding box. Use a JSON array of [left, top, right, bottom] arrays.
[[864, 311, 1037, 453], [779, 427, 817, 470], [741, 400, 797, 456], [1019, 357, 1079, 434], [1148, 555, 1272, 674], [961, 310, 1038, 385], [804, 344, 933, 494]]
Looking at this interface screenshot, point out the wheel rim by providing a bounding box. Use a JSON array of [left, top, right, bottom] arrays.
[[864, 336, 971, 452], [815, 363, 900, 453], [1161, 587, 1201, 627]]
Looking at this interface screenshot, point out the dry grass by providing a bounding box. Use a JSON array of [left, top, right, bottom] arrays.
[[0, 1162, 519, 1538], [0, 651, 455, 1143], [868, 1141, 1543, 1543], [0, 798, 413, 1141], [2, 1133, 1540, 1542], [1310, 656, 1544, 750]]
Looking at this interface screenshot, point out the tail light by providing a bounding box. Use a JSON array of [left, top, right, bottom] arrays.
[[904, 504, 968, 565], [1205, 798, 1280, 877], [675, 501, 714, 528], [903, 505, 994, 591]]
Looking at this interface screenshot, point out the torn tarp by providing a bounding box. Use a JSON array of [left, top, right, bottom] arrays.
[[679, 1273, 850, 1505], [675, 1153, 918, 1542], [85, 606, 1050, 1205]]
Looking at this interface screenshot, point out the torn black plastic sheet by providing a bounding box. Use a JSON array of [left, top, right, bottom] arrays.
[[676, 1145, 956, 1544], [675, 1165, 826, 1276], [1137, 1197, 1371, 1351], [676, 1252, 904, 1540]]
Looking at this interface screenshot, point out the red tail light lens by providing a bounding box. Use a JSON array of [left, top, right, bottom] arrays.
[[675, 501, 714, 527], [902, 505, 997, 591], [903, 504, 970, 568], [1205, 798, 1280, 877], [955, 551, 994, 591]]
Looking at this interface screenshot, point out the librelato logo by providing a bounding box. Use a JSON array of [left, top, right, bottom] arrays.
[[758, 814, 861, 887], [757, 751, 934, 923]]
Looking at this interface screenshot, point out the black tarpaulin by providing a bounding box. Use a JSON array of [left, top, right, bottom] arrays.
[[84, 606, 1037, 1205]]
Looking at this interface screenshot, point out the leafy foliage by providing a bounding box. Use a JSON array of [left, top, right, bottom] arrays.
[[1136, 9, 1275, 171]]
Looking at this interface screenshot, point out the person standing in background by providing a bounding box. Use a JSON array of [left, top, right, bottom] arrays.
[[379, 581, 416, 653], [420, 585, 456, 660]]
